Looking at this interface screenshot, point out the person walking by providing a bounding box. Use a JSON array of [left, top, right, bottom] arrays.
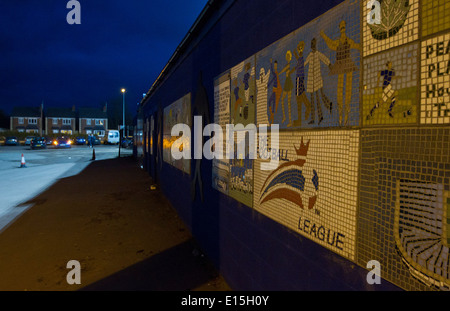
[[88, 134, 93, 148]]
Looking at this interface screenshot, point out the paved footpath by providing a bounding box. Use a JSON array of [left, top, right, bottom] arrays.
[[0, 156, 231, 291]]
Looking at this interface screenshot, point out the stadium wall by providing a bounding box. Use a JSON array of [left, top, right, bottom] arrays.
[[136, 0, 450, 291]]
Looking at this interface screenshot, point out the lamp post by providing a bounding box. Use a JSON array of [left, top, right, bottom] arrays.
[[121, 88, 126, 138], [119, 88, 126, 158]]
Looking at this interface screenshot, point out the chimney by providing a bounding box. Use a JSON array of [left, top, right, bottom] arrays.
[[72, 105, 76, 112], [103, 102, 107, 113]]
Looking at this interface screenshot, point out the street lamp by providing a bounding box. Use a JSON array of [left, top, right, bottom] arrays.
[[121, 88, 126, 138]]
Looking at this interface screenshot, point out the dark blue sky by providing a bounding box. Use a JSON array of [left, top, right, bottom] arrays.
[[0, 0, 208, 116]]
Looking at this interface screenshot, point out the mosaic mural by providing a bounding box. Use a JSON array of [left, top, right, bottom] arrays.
[[255, 0, 361, 128], [212, 72, 231, 195], [150, 115, 154, 155], [421, 33, 450, 125], [230, 56, 256, 126], [253, 130, 360, 260], [358, 128, 450, 291], [146, 0, 450, 291], [362, 43, 418, 125], [363, 0, 419, 57], [229, 129, 254, 207], [162, 93, 191, 174]]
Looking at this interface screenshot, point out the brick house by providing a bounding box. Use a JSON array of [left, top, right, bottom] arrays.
[[10, 106, 44, 134], [78, 106, 108, 137], [46, 106, 77, 135]]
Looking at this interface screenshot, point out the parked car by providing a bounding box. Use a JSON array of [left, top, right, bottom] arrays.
[[45, 137, 56, 145], [25, 136, 36, 145], [121, 137, 133, 148], [31, 137, 47, 149], [53, 137, 72, 148], [4, 136, 18, 146], [105, 130, 120, 145], [74, 137, 86, 145]]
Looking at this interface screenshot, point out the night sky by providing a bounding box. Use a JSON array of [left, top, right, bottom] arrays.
[[0, 0, 208, 117]]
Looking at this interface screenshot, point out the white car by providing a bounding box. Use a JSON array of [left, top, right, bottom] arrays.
[[105, 130, 120, 145]]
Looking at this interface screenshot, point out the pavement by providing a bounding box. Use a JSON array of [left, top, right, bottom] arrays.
[[0, 145, 132, 232], [0, 155, 231, 291]]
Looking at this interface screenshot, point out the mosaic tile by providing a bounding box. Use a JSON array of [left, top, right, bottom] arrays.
[[422, 0, 450, 37], [362, 42, 418, 125], [150, 115, 154, 155], [212, 72, 231, 195], [420, 33, 450, 125], [363, 0, 419, 57], [231, 56, 256, 126], [358, 128, 450, 291], [229, 129, 254, 207], [254, 130, 360, 261], [162, 93, 191, 174], [256, 0, 360, 128]]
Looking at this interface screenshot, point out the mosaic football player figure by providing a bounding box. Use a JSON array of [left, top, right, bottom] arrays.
[[366, 61, 402, 120]]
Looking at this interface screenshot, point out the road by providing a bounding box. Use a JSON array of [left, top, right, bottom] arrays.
[[0, 144, 133, 232]]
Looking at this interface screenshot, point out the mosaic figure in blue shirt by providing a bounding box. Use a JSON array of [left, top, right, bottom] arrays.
[[293, 41, 311, 127], [367, 61, 403, 120], [233, 78, 242, 119], [267, 59, 282, 125], [243, 62, 253, 104]]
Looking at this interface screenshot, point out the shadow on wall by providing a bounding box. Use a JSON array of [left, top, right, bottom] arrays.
[[189, 69, 223, 270]]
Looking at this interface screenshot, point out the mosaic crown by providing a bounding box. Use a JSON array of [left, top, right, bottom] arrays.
[[294, 137, 310, 157]]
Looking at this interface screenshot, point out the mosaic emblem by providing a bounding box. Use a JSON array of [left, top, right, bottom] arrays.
[[259, 138, 319, 210], [394, 180, 450, 290], [368, 0, 411, 40]]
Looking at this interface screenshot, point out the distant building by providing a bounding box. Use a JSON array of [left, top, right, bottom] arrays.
[[46, 106, 77, 135], [78, 105, 108, 137], [10, 106, 43, 134]]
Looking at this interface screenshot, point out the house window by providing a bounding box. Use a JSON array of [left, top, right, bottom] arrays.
[[28, 118, 37, 124], [18, 118, 24, 124], [86, 130, 92, 134], [53, 129, 59, 134], [94, 130, 105, 137], [61, 130, 72, 135], [95, 119, 103, 126], [86, 119, 91, 126], [52, 118, 58, 125], [63, 118, 71, 125]]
